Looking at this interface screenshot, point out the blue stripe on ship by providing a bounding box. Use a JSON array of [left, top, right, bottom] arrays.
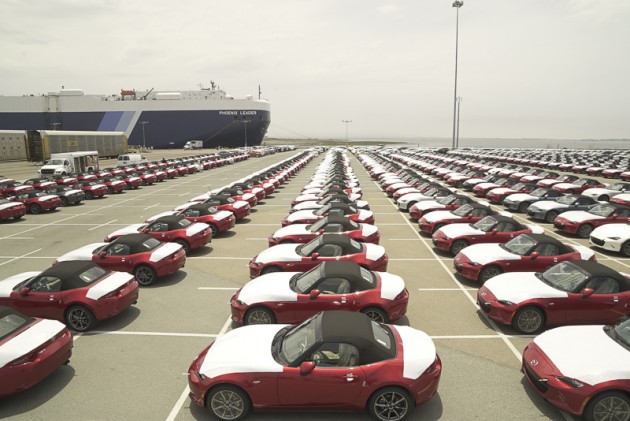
[[97, 111, 134, 131]]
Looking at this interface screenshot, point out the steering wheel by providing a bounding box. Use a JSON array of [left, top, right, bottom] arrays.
[[311, 351, 328, 362]]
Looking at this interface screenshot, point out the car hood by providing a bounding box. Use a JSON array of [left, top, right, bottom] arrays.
[[504, 193, 536, 203], [398, 192, 431, 203], [459, 244, 519, 264], [0, 272, 41, 298], [378, 272, 406, 300], [412, 200, 442, 211], [554, 182, 579, 190], [254, 244, 301, 263], [533, 325, 630, 384], [391, 326, 436, 379], [529, 201, 565, 211], [424, 210, 460, 224], [488, 187, 514, 194], [199, 325, 287, 378], [86, 271, 135, 300], [237, 273, 298, 305], [525, 224, 545, 234], [0, 202, 23, 211], [559, 211, 603, 222], [56, 243, 106, 262], [437, 223, 484, 238], [591, 223, 630, 238], [0, 319, 68, 368], [483, 272, 567, 303], [582, 188, 611, 196]]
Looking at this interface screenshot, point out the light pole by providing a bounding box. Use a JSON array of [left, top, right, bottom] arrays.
[[456, 96, 462, 148], [341, 120, 352, 142], [139, 121, 149, 150], [451, 0, 463, 149]]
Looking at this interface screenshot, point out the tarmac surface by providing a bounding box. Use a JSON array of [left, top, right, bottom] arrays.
[[0, 148, 628, 421]]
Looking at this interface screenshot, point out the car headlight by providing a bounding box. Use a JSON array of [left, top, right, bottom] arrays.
[[555, 376, 585, 388], [497, 300, 515, 306], [468, 262, 479, 266]]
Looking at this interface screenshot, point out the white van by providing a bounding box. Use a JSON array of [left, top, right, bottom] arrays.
[[117, 154, 148, 167]]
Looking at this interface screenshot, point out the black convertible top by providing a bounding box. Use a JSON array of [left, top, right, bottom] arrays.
[[311, 215, 359, 232], [184, 203, 217, 215], [315, 233, 363, 253], [487, 215, 526, 228], [567, 261, 630, 288], [520, 233, 572, 254], [318, 311, 396, 364], [39, 261, 107, 290], [152, 215, 188, 230], [110, 233, 159, 254], [319, 261, 374, 290]]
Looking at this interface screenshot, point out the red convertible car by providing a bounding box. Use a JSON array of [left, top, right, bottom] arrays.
[[552, 178, 606, 194], [0, 261, 139, 331], [522, 316, 630, 420], [53, 234, 186, 286], [0, 306, 73, 397], [249, 234, 388, 278], [281, 203, 375, 227], [0, 198, 26, 221], [408, 194, 474, 221], [432, 215, 544, 256], [553, 203, 630, 238], [104, 215, 212, 254], [231, 261, 407, 324], [478, 260, 630, 333], [188, 310, 441, 421], [11, 191, 61, 214], [268, 215, 380, 246], [73, 181, 107, 199], [177, 195, 251, 220], [418, 203, 498, 235], [0, 180, 33, 198], [453, 233, 596, 283]]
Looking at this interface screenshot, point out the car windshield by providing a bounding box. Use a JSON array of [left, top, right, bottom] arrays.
[[512, 183, 526, 191], [574, 179, 588, 186], [610, 184, 628, 191], [482, 175, 493, 181], [0, 312, 32, 341], [34, 192, 47, 197], [473, 216, 498, 232], [424, 188, 438, 196], [589, 204, 615, 217], [453, 204, 474, 216], [47, 159, 65, 165], [494, 178, 507, 185], [557, 195, 578, 205], [280, 316, 318, 365], [299, 238, 322, 256], [294, 265, 323, 293], [437, 195, 456, 205], [539, 262, 589, 292], [530, 188, 547, 197], [606, 318, 630, 350], [502, 235, 536, 256], [0, 198, 9, 204]]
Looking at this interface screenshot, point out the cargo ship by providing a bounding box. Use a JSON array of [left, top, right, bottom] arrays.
[[0, 83, 270, 149]]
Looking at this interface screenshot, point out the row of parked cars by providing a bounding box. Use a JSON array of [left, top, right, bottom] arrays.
[[0, 153, 252, 221], [358, 147, 630, 421], [187, 149, 442, 421], [0, 149, 318, 399]]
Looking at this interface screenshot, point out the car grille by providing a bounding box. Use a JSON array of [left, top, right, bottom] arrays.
[[553, 221, 565, 229], [454, 263, 463, 273], [524, 364, 549, 393], [478, 297, 491, 313], [432, 238, 439, 246], [591, 237, 605, 246], [40, 169, 55, 175]]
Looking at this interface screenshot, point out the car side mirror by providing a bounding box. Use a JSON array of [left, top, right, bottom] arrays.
[[19, 287, 30, 296], [98, 251, 107, 258], [582, 287, 594, 298], [141, 228, 150, 233], [491, 228, 499, 235], [530, 252, 539, 259], [309, 289, 320, 300], [612, 214, 619, 219], [299, 361, 316, 376], [318, 229, 325, 234], [311, 252, 319, 260]]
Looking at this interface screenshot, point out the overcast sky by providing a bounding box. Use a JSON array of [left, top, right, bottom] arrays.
[[1, 0, 629, 141]]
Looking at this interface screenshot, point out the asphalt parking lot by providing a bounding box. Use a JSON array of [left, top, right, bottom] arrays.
[[1, 148, 628, 421]]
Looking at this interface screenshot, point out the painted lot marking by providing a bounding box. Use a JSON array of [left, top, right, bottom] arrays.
[[86, 330, 218, 338], [143, 203, 161, 210], [197, 287, 239, 291], [0, 248, 42, 266], [89, 219, 118, 231]]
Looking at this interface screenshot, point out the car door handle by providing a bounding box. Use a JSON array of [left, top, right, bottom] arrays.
[[343, 373, 357, 382], [613, 297, 619, 303]]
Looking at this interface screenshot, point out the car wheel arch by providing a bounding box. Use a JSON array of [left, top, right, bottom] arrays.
[[367, 385, 414, 420], [205, 383, 252, 419]]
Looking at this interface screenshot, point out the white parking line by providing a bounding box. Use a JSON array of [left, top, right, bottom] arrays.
[[0, 248, 42, 266], [165, 316, 232, 421], [188, 257, 250, 260], [245, 238, 268, 240], [143, 203, 161, 210], [88, 219, 118, 231], [418, 288, 478, 291], [86, 330, 217, 338], [197, 287, 239, 291], [178, 191, 191, 197], [0, 237, 34, 240]]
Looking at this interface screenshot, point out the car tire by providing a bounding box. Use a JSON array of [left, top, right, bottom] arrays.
[[208, 224, 219, 238], [65, 305, 96, 332], [29, 203, 41, 214], [13, 214, 22, 220], [518, 202, 530, 213], [621, 241, 630, 258], [406, 202, 417, 212], [206, 385, 251, 421], [261, 266, 281, 275], [566, 189, 574, 194], [368, 387, 413, 421], [512, 307, 545, 334], [361, 307, 389, 323], [577, 224, 594, 239], [279, 240, 294, 244], [60, 197, 69, 207], [584, 391, 630, 421], [450, 240, 469, 256], [479, 266, 502, 284], [107, 186, 114, 194], [598, 194, 610, 202], [85, 191, 94, 200], [174, 239, 190, 254], [134, 265, 157, 286], [432, 223, 445, 234], [544, 211, 559, 224], [244, 307, 276, 325]]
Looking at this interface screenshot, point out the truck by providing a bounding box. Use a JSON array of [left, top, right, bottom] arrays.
[[184, 140, 203, 150], [38, 151, 99, 178]]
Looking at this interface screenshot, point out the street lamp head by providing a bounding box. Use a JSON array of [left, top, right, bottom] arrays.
[[452, 1, 463, 8]]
